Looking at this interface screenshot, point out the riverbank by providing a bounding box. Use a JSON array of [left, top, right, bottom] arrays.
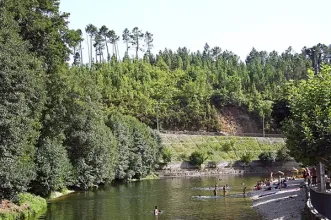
[[49, 189, 75, 199], [0, 193, 47, 220], [250, 179, 306, 220]]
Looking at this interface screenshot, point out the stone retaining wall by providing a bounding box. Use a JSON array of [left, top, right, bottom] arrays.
[[157, 160, 301, 178]]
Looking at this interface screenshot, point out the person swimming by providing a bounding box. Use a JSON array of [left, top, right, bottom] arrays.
[[154, 206, 161, 216]]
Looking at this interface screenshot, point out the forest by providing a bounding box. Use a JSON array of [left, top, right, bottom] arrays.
[[0, 0, 330, 200]]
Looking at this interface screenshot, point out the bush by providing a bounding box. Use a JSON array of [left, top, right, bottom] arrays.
[[0, 193, 47, 220], [240, 153, 253, 165], [221, 142, 232, 152], [188, 151, 208, 167], [258, 152, 276, 164], [276, 146, 291, 162], [162, 147, 173, 163]]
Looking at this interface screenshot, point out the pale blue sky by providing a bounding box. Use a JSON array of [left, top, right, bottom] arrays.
[[60, 0, 331, 61]]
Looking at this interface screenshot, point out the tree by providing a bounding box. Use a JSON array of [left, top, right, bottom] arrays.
[[240, 153, 253, 166], [144, 31, 154, 56], [258, 152, 276, 165], [5, 0, 73, 72], [85, 24, 98, 66], [130, 27, 144, 59], [189, 151, 208, 168], [108, 30, 120, 59], [122, 28, 130, 56], [0, 6, 46, 199], [211, 46, 222, 60], [99, 25, 110, 62], [93, 33, 105, 63], [284, 65, 331, 166]]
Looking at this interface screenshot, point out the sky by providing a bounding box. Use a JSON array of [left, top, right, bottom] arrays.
[[60, 0, 331, 62]]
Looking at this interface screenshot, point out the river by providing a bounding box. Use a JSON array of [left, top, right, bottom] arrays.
[[39, 174, 264, 220]]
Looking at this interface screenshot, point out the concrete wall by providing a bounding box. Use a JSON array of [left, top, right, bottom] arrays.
[[309, 188, 331, 219], [157, 160, 301, 178]]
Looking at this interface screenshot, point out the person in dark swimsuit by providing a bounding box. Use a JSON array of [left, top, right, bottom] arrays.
[[213, 187, 217, 196]]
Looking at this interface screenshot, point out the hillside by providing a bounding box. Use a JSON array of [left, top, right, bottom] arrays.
[[160, 133, 285, 162], [217, 105, 261, 134]]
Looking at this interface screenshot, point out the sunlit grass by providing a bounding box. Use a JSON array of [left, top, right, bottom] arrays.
[[161, 134, 284, 162]]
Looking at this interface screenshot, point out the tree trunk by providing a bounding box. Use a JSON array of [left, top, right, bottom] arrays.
[[86, 33, 90, 66], [80, 41, 83, 65], [105, 37, 109, 62], [136, 39, 138, 59], [90, 37, 93, 65], [116, 43, 120, 60], [95, 48, 97, 63]]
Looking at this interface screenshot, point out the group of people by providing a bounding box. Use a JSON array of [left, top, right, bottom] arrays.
[[303, 167, 317, 186], [213, 184, 229, 196]]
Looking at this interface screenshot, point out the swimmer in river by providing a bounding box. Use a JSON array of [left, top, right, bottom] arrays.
[[243, 186, 247, 197], [154, 206, 161, 216]]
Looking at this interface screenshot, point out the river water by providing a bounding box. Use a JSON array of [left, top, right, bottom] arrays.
[[39, 174, 263, 220]]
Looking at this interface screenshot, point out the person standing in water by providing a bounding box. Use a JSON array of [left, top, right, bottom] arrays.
[[223, 185, 226, 196], [243, 186, 247, 197], [154, 206, 161, 216], [213, 186, 217, 196]]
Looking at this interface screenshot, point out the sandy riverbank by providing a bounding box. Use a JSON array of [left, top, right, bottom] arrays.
[[250, 179, 306, 220]]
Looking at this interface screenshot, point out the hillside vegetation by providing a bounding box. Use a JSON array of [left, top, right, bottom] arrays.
[[160, 133, 285, 162], [0, 0, 329, 202]]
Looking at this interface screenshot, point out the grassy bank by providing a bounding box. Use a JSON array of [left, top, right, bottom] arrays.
[[160, 134, 285, 161], [0, 193, 47, 220]]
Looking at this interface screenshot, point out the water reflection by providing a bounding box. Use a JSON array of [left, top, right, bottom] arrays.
[[40, 175, 263, 220]]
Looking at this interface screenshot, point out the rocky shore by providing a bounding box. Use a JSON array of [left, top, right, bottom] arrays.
[[250, 179, 306, 220]]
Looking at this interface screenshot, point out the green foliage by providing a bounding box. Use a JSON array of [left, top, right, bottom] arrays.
[[16, 193, 47, 217], [276, 146, 291, 162], [32, 136, 72, 197], [258, 152, 276, 164], [106, 112, 163, 181], [0, 193, 47, 220], [0, 6, 46, 199], [240, 153, 253, 165], [221, 142, 232, 152], [162, 147, 173, 163], [189, 151, 208, 167], [284, 65, 331, 165]]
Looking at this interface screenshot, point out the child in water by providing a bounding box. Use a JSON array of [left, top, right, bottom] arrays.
[[154, 206, 161, 216]]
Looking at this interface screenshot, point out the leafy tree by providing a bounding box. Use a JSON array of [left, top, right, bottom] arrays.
[[240, 153, 253, 166], [189, 151, 208, 168], [276, 146, 291, 163], [144, 31, 154, 61], [0, 6, 46, 199], [284, 65, 331, 166], [130, 27, 144, 59], [122, 28, 131, 56], [86, 24, 98, 65], [99, 25, 110, 61], [162, 147, 173, 163], [258, 152, 276, 165]]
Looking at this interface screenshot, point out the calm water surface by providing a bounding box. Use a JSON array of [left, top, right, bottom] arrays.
[[39, 175, 264, 220]]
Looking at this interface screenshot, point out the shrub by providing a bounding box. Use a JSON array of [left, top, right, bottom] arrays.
[[258, 152, 276, 164], [240, 153, 252, 165], [276, 146, 291, 162], [188, 151, 208, 167], [221, 142, 232, 152], [162, 147, 173, 163]]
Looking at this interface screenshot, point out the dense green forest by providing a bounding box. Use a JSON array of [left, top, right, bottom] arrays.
[[0, 0, 330, 200]]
